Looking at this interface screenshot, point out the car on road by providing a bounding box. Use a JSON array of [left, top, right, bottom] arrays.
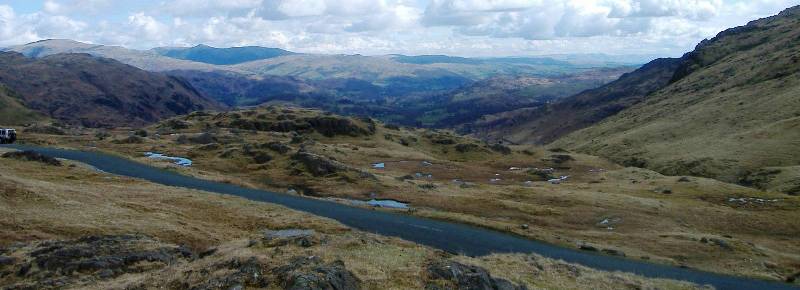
[[0, 128, 17, 144]]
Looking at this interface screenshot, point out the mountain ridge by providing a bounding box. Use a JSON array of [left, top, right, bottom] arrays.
[[0, 52, 224, 127]]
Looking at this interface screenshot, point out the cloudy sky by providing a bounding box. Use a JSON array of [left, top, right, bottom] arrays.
[[1, 0, 798, 57]]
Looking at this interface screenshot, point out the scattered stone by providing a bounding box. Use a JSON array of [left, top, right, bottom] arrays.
[[199, 248, 218, 259], [727, 197, 780, 205], [654, 187, 672, 194], [196, 143, 221, 151], [601, 249, 626, 257], [709, 238, 733, 251], [419, 183, 437, 190], [520, 224, 529, 230], [263, 229, 317, 248]]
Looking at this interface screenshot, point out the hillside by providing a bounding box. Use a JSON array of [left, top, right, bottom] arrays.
[[470, 58, 681, 144], [552, 6, 800, 188], [154, 44, 294, 65], [18, 105, 800, 282], [0, 52, 224, 127], [0, 85, 45, 125]]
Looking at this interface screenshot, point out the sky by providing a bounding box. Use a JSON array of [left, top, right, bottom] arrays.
[[1, 0, 798, 57]]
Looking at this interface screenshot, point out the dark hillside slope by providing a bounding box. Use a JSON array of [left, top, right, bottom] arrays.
[[0, 52, 223, 127], [553, 6, 800, 187], [470, 59, 680, 143]]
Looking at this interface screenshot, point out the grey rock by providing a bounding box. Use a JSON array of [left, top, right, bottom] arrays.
[[273, 256, 360, 290], [426, 260, 526, 290]]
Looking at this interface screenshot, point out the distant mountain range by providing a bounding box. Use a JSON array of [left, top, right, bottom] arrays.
[[153, 44, 294, 65], [2, 39, 637, 128]]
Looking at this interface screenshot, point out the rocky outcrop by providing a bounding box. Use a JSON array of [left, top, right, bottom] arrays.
[[0, 235, 194, 289], [426, 260, 527, 290], [291, 151, 352, 177], [273, 256, 360, 290], [188, 257, 271, 290], [2, 150, 62, 166]]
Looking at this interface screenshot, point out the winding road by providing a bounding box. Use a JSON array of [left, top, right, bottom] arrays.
[[3, 144, 797, 290]]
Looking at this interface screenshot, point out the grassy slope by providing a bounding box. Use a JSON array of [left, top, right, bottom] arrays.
[[553, 6, 800, 184], [19, 106, 800, 282], [0, 85, 44, 125], [0, 150, 703, 290]]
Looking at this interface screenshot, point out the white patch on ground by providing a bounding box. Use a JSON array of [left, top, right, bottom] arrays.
[[144, 152, 192, 166]]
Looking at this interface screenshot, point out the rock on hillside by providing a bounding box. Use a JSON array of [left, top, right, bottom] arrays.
[[0, 52, 224, 128], [553, 6, 800, 185]]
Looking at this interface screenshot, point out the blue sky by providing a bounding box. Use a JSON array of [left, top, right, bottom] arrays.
[[1, 0, 798, 57]]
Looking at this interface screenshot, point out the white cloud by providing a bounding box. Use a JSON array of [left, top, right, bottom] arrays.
[[127, 12, 169, 41], [1, 0, 799, 57]]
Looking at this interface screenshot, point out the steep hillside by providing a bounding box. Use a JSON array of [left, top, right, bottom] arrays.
[[553, 6, 800, 185], [166, 70, 320, 107], [471, 58, 681, 144], [0, 85, 45, 125], [396, 67, 631, 128], [154, 44, 294, 65], [0, 52, 224, 127]]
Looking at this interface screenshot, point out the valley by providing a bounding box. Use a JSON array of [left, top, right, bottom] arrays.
[[1, 2, 799, 290], [11, 106, 800, 285]]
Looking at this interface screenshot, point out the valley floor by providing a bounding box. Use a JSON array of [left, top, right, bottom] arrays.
[[8, 106, 800, 285], [0, 148, 707, 289]]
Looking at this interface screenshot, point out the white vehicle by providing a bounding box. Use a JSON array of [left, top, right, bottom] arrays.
[[0, 129, 17, 144]]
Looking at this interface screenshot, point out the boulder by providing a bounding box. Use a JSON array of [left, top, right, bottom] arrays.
[[273, 256, 360, 290], [263, 142, 292, 154], [292, 151, 350, 177], [426, 260, 526, 290], [191, 257, 270, 290], [263, 229, 317, 248]]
